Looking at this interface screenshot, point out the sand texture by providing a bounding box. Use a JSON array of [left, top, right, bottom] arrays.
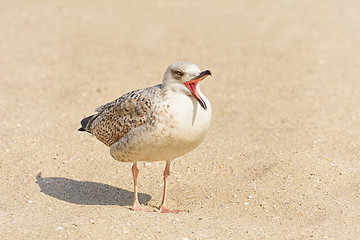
[[1, 0, 360, 239]]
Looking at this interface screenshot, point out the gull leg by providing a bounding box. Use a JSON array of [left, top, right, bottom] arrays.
[[131, 163, 150, 212], [159, 162, 183, 213]]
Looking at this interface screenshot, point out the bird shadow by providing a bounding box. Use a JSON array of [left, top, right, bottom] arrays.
[[35, 172, 151, 206]]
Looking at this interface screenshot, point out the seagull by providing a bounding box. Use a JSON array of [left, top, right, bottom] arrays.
[[78, 61, 212, 213]]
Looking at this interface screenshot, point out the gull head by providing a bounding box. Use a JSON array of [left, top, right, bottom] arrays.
[[162, 61, 211, 110]]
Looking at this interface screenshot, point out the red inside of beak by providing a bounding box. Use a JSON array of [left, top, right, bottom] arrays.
[[184, 78, 207, 110], [184, 80, 200, 99]]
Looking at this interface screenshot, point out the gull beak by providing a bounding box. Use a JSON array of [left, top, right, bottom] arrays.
[[184, 70, 211, 110]]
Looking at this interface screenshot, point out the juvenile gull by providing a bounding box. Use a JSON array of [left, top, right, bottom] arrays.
[[78, 61, 212, 213]]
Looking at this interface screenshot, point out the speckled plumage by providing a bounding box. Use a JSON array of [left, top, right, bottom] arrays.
[[84, 85, 164, 147]]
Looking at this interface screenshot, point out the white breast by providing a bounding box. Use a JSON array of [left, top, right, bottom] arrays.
[[166, 89, 212, 154]]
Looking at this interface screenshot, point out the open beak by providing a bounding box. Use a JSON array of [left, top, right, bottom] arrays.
[[184, 70, 211, 110]]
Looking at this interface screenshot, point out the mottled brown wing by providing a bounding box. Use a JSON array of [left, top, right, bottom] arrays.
[[86, 87, 155, 147]]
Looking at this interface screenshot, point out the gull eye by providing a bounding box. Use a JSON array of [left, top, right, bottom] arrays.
[[175, 70, 184, 76]]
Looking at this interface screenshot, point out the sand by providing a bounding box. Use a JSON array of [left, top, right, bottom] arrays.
[[1, 0, 360, 239]]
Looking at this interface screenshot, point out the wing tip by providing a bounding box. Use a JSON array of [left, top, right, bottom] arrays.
[[78, 127, 86, 131], [78, 114, 95, 132]]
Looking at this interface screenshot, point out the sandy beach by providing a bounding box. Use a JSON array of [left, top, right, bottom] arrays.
[[1, 0, 360, 239]]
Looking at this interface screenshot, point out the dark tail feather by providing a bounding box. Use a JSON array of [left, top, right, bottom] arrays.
[[78, 115, 95, 132]]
